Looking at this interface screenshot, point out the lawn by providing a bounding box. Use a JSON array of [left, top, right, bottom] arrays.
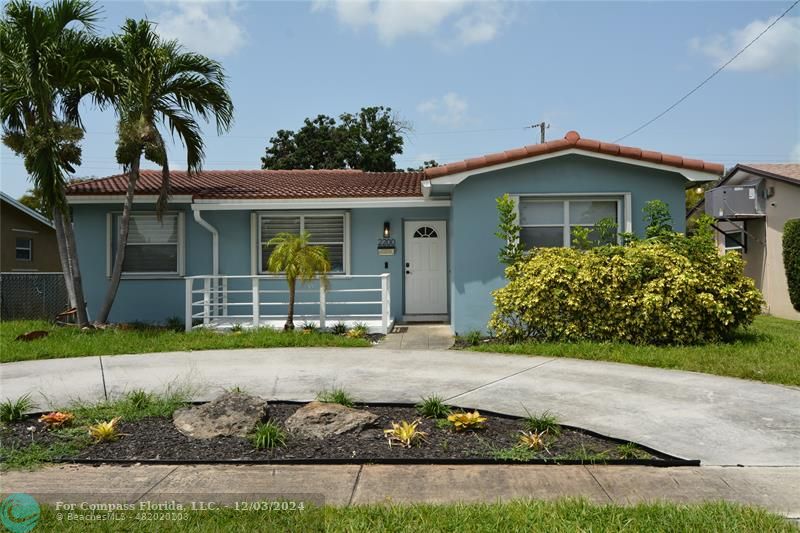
[[0, 320, 370, 363], [29, 500, 793, 532], [469, 315, 800, 386]]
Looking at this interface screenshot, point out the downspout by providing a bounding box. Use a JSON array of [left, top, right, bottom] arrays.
[[192, 205, 221, 320], [192, 205, 219, 275]]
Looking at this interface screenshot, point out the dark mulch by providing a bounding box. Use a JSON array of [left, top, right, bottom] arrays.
[[1, 403, 671, 464]]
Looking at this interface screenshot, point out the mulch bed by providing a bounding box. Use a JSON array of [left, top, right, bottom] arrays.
[[1, 402, 680, 465]]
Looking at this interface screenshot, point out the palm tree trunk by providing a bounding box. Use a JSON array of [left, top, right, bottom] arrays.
[[96, 156, 140, 324], [53, 208, 77, 309], [285, 278, 296, 330], [55, 191, 89, 326]]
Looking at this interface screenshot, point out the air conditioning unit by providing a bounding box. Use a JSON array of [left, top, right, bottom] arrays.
[[705, 180, 766, 219]]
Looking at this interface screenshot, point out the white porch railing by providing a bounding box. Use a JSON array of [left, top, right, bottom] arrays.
[[184, 273, 392, 334]]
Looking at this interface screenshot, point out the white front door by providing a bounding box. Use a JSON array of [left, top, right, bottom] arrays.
[[404, 220, 447, 315]]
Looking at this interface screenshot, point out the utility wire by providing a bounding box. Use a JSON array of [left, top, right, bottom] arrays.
[[614, 0, 799, 143]]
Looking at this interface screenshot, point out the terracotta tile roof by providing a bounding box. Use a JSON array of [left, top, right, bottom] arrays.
[[66, 169, 426, 199], [424, 130, 725, 178], [739, 163, 800, 185]]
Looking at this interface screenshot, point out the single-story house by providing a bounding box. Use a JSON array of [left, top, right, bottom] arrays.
[[703, 163, 800, 320], [0, 191, 61, 273], [65, 130, 723, 333]]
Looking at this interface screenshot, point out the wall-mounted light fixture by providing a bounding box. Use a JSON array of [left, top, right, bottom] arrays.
[[378, 221, 396, 255]]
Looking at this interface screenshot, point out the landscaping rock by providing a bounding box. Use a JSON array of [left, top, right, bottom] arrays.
[[172, 392, 268, 439], [285, 401, 378, 439]]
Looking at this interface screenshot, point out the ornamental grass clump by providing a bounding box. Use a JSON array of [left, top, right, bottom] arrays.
[[489, 216, 762, 345]]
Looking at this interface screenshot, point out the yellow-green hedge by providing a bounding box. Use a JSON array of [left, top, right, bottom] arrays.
[[488, 240, 763, 345]]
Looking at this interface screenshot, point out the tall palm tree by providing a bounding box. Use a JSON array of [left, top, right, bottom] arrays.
[[1, 0, 111, 326], [96, 19, 234, 324], [266, 232, 331, 330]]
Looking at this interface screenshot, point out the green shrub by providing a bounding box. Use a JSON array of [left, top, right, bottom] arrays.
[[331, 322, 348, 335], [0, 394, 34, 423], [489, 231, 763, 345], [783, 219, 800, 312]]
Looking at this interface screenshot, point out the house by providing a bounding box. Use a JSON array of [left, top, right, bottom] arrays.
[[704, 163, 800, 320], [0, 191, 61, 273], [65, 130, 724, 333]]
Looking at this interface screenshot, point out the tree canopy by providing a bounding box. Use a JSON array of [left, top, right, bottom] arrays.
[[261, 106, 409, 172]]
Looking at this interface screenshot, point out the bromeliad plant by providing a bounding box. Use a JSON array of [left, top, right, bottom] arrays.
[[384, 419, 427, 448], [88, 417, 121, 442], [39, 411, 75, 429], [447, 410, 487, 431], [518, 430, 550, 453]]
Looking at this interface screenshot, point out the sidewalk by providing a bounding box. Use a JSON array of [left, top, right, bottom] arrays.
[[1, 464, 798, 518]]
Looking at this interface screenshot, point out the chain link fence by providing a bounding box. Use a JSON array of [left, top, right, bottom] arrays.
[[0, 272, 69, 321]]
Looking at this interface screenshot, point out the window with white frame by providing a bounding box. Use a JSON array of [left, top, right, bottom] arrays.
[[111, 212, 183, 274], [518, 197, 622, 248], [259, 213, 347, 273], [723, 222, 746, 253], [15, 237, 32, 261]]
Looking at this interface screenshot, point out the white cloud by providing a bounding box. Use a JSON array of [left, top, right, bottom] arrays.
[[690, 16, 800, 72], [417, 92, 468, 127], [791, 142, 800, 162], [151, 1, 246, 58], [312, 0, 509, 46]]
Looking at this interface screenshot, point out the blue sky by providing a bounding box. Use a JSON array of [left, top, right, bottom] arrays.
[[1, 0, 798, 198]]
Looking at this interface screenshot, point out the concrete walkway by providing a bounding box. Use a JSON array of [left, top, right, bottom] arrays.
[[1, 464, 798, 518], [376, 324, 454, 350], [1, 348, 799, 466]]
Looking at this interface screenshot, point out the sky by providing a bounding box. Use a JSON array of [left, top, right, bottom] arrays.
[[1, 0, 798, 198]]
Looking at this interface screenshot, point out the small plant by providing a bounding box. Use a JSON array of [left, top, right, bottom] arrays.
[[522, 409, 561, 436], [346, 323, 369, 339], [230, 323, 244, 334], [447, 410, 487, 431], [301, 321, 318, 334], [126, 389, 152, 410], [0, 394, 35, 423], [415, 395, 452, 419], [616, 442, 648, 460], [250, 421, 287, 449], [384, 419, 427, 448], [331, 322, 348, 335], [38, 411, 75, 429], [88, 417, 121, 442], [491, 446, 536, 462], [518, 430, 550, 453], [435, 418, 452, 430], [463, 330, 483, 346], [164, 316, 183, 331], [316, 388, 355, 408], [226, 385, 247, 394]]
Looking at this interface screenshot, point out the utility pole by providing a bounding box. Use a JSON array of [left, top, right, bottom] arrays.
[[527, 122, 549, 143]]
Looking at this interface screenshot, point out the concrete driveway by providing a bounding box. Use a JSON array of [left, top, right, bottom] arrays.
[[1, 348, 798, 466]]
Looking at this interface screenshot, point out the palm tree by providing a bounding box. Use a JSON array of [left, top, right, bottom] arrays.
[[1, 0, 111, 326], [95, 19, 234, 324], [266, 231, 331, 330]]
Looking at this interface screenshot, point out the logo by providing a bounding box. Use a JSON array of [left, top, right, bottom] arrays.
[[0, 494, 40, 533]]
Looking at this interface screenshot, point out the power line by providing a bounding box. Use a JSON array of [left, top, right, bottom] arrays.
[[614, 0, 800, 143]]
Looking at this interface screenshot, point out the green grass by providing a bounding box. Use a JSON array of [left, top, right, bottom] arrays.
[[249, 420, 287, 449], [415, 395, 452, 419], [316, 387, 356, 408], [27, 500, 792, 532], [471, 315, 800, 386], [521, 409, 561, 436], [0, 320, 370, 363]]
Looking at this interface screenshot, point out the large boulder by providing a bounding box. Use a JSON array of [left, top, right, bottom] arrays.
[[173, 391, 268, 439], [285, 401, 377, 439]]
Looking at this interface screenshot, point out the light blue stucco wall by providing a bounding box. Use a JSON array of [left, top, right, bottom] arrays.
[[448, 154, 687, 334], [72, 154, 688, 329], [72, 203, 450, 324]]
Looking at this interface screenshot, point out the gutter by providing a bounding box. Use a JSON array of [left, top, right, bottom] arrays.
[[191, 205, 219, 275]]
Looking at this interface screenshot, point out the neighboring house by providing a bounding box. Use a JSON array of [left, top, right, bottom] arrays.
[[65, 130, 723, 333], [0, 191, 61, 272], [704, 163, 800, 321]]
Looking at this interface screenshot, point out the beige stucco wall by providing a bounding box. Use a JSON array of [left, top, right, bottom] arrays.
[[763, 179, 800, 320]]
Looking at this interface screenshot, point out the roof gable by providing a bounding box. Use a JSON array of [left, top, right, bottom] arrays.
[[423, 131, 724, 183], [0, 191, 54, 228]]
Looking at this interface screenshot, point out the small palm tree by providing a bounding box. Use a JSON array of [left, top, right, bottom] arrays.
[[266, 231, 331, 330]]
